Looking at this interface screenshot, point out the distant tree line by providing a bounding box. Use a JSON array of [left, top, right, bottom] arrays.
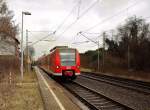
[[105, 16, 150, 70]]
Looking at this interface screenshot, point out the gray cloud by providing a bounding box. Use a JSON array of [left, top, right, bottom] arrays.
[[7, 0, 150, 59]]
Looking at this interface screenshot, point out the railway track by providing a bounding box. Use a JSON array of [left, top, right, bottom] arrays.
[[41, 68, 150, 110], [81, 72, 150, 94], [62, 81, 133, 110]]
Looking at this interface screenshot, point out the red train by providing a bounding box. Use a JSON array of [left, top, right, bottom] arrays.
[[38, 46, 80, 80]]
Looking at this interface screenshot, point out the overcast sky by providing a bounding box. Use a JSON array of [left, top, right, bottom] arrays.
[[7, 0, 150, 59]]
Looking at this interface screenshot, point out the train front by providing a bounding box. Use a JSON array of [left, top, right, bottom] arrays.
[[58, 48, 80, 80]]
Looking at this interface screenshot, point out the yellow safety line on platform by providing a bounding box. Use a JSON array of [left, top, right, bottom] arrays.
[[37, 68, 66, 110]]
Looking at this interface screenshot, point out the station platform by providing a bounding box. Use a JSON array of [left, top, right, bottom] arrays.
[[35, 67, 82, 110]]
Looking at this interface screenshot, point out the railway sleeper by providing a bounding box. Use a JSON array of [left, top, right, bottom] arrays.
[[88, 98, 107, 102]]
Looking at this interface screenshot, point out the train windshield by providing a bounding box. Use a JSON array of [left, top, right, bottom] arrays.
[[59, 49, 76, 66]]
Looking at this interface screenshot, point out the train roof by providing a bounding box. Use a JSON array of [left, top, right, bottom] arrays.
[[50, 46, 68, 52]]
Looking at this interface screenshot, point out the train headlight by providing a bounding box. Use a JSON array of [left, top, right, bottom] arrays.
[[56, 66, 59, 69]]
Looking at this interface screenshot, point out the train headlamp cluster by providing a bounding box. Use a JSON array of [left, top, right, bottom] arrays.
[[56, 66, 59, 69]]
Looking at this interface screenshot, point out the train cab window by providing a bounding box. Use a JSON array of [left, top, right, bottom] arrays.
[[59, 49, 76, 66]]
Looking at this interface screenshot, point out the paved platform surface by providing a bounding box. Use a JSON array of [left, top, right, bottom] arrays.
[[35, 67, 81, 110]]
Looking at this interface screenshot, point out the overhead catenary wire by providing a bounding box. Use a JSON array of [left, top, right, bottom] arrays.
[[80, 31, 103, 41], [77, 0, 82, 19], [29, 31, 55, 46], [83, 0, 141, 32], [55, 0, 100, 40], [27, 0, 81, 46], [77, 31, 102, 71], [28, 0, 146, 47], [54, 3, 78, 32], [27, 31, 54, 41], [77, 15, 150, 44], [27, 0, 100, 46], [78, 0, 100, 19], [72, 41, 89, 44], [26, 1, 79, 47], [81, 15, 150, 36], [28, 30, 54, 33], [81, 31, 101, 35], [78, 32, 99, 44]]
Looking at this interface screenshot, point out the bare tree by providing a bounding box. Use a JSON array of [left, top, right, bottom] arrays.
[[106, 16, 150, 70], [0, 0, 18, 39]]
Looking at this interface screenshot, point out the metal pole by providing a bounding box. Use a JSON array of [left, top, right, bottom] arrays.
[[128, 33, 130, 71], [102, 32, 106, 72], [98, 41, 100, 71], [79, 32, 98, 44], [21, 12, 24, 80], [79, 32, 99, 71], [20, 11, 31, 77], [128, 43, 130, 70], [26, 29, 29, 72]]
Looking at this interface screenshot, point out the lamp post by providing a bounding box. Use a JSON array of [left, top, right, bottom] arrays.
[[21, 11, 31, 80]]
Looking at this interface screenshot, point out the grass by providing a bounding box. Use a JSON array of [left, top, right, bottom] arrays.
[[0, 68, 44, 110], [80, 67, 93, 72]]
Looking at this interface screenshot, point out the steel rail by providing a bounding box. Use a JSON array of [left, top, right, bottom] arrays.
[[61, 81, 133, 110], [81, 72, 150, 94]]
